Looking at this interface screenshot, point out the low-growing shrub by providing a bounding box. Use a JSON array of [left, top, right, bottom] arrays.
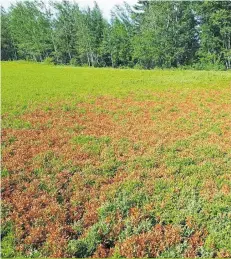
[[43, 57, 54, 65]]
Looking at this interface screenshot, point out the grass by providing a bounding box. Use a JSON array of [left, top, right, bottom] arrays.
[[2, 61, 231, 115], [1, 61, 231, 258]]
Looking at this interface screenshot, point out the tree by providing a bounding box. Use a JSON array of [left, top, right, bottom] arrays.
[[75, 3, 105, 67], [52, 0, 80, 64], [105, 2, 134, 67], [2, 0, 230, 70], [133, 0, 149, 28], [109, 17, 132, 67], [88, 2, 105, 66], [133, 1, 198, 68], [9, 1, 52, 61], [197, 1, 231, 69], [1, 6, 17, 60]]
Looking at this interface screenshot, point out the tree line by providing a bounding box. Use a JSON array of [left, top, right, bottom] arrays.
[[1, 0, 231, 70]]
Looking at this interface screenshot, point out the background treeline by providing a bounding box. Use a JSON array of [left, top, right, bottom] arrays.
[[1, 0, 231, 70]]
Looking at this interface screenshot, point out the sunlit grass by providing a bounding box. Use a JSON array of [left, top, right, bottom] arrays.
[[2, 62, 231, 258]]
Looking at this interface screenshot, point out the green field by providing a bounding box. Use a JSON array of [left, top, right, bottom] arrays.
[[2, 62, 231, 258]]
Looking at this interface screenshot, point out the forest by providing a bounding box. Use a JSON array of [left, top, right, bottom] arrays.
[[1, 0, 231, 70]]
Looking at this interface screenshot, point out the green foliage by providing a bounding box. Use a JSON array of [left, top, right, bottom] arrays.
[[43, 57, 54, 65], [68, 239, 88, 258], [72, 135, 111, 156], [2, 1, 230, 69], [1, 222, 16, 258], [204, 213, 231, 252], [196, 1, 231, 70], [1, 168, 10, 178], [133, 1, 199, 68], [99, 182, 146, 219], [70, 57, 78, 66], [8, 1, 52, 61], [192, 61, 226, 71], [1, 7, 16, 60], [2, 118, 32, 129], [68, 222, 109, 257]]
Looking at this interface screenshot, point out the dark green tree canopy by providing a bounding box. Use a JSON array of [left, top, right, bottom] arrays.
[[1, 0, 231, 70]]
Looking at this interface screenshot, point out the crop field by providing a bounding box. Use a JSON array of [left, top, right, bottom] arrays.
[[1, 62, 231, 258]]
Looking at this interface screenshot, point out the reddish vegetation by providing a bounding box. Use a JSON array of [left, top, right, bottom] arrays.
[[93, 244, 114, 258], [184, 230, 207, 258], [2, 89, 231, 257], [119, 224, 181, 258]]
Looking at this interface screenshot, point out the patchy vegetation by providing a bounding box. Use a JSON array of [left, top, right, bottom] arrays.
[[1, 62, 231, 258]]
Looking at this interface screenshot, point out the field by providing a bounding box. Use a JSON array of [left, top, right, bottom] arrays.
[[1, 62, 231, 258]]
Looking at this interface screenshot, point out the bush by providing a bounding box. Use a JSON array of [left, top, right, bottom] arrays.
[[68, 240, 88, 258], [134, 63, 144, 70], [192, 61, 226, 71], [70, 58, 78, 66], [1, 222, 16, 258], [43, 57, 54, 65], [68, 230, 101, 257]]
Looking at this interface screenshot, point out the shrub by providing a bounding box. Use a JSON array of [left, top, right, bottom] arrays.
[[134, 63, 144, 70], [70, 58, 78, 66], [1, 222, 16, 258], [68, 240, 88, 258], [43, 57, 54, 65], [192, 61, 226, 71], [68, 223, 106, 257], [118, 224, 181, 257]]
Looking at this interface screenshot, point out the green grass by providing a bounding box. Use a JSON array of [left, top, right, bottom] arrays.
[[2, 61, 231, 116]]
